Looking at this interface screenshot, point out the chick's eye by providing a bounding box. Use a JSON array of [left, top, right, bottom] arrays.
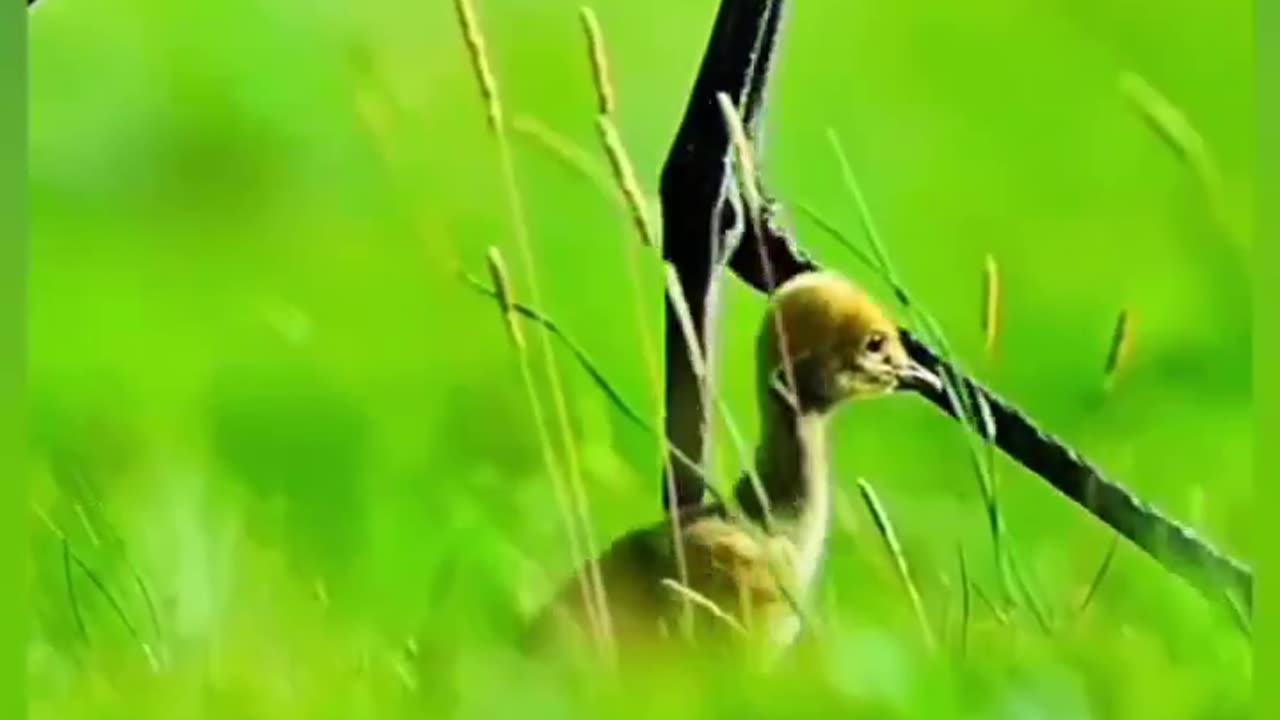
[[865, 332, 887, 354]]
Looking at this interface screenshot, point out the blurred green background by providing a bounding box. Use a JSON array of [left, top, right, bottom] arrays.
[[28, 0, 1253, 717]]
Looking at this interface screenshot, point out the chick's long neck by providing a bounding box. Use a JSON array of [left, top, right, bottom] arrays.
[[736, 383, 834, 592]]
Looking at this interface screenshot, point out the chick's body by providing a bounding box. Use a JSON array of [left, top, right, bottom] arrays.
[[525, 500, 817, 657], [523, 272, 936, 661]]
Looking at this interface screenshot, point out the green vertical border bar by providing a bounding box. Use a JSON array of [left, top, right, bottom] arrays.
[[0, 1, 27, 718], [1259, 0, 1276, 717]]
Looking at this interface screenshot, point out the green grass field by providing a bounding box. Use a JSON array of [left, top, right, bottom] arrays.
[[28, 0, 1253, 717]]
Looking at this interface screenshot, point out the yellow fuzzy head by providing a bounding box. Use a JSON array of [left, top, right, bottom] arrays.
[[757, 272, 939, 412]]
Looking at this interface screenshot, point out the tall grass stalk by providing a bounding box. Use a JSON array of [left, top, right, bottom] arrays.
[[454, 0, 614, 660], [484, 248, 604, 650], [857, 479, 936, 651], [982, 254, 1000, 356], [1119, 71, 1241, 253], [1103, 309, 1133, 391], [957, 544, 971, 656], [462, 271, 709, 488], [510, 115, 622, 207], [823, 128, 1038, 614], [68, 469, 165, 657], [578, 5, 691, 635], [33, 504, 157, 669], [1076, 535, 1120, 618]]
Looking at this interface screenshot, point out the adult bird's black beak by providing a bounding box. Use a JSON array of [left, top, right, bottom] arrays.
[[894, 359, 944, 394]]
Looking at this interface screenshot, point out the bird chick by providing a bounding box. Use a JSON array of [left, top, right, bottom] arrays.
[[522, 271, 940, 663]]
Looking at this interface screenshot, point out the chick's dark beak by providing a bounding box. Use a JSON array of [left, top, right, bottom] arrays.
[[894, 359, 944, 394]]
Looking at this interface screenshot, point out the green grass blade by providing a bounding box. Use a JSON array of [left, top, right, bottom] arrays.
[[857, 479, 936, 651]]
